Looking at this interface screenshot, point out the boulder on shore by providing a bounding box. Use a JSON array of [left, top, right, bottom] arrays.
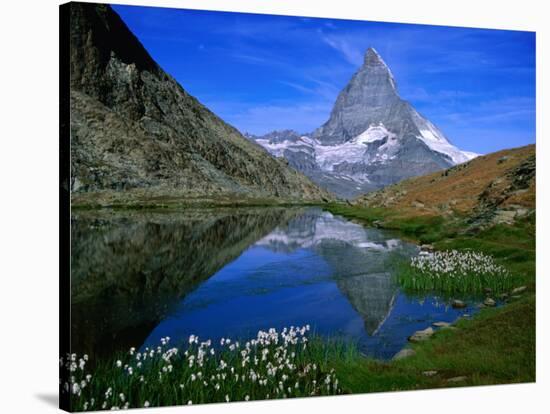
[[446, 376, 467, 383], [392, 348, 416, 361], [511, 286, 527, 295], [484, 298, 496, 307], [408, 327, 434, 342]]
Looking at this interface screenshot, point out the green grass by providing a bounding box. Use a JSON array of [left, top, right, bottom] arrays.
[[71, 194, 329, 211], [325, 204, 535, 288], [325, 203, 461, 244], [331, 295, 535, 393], [437, 215, 536, 288]]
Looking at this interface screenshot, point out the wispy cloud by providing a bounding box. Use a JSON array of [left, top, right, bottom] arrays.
[[321, 35, 363, 66], [206, 99, 332, 135], [279, 79, 340, 101]]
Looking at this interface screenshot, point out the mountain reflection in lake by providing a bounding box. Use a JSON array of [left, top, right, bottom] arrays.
[[71, 207, 473, 361]]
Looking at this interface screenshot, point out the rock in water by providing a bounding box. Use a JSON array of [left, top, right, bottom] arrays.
[[451, 300, 467, 309], [250, 48, 477, 198], [66, 3, 329, 204]]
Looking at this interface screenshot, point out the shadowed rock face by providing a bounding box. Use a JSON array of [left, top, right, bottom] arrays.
[[68, 3, 328, 203], [70, 208, 301, 359]]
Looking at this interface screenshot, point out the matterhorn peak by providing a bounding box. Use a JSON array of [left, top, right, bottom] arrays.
[[360, 47, 397, 92], [254, 44, 478, 198], [364, 47, 385, 66]]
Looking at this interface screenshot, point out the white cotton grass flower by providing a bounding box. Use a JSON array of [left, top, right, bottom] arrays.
[[61, 324, 343, 409], [407, 249, 511, 293]]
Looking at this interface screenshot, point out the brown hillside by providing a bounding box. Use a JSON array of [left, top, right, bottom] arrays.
[[356, 145, 535, 225]]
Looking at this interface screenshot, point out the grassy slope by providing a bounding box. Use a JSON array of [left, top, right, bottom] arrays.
[[355, 144, 535, 216], [321, 146, 536, 392]]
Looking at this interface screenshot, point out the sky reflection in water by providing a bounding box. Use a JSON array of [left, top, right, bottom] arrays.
[[144, 209, 474, 359]]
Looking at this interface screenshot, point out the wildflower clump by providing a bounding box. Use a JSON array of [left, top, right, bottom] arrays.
[[398, 249, 513, 294], [61, 325, 341, 411]]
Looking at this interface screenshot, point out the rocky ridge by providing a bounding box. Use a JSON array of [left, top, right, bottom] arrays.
[[68, 3, 330, 206]]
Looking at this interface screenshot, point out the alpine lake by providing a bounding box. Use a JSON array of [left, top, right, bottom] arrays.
[[71, 207, 480, 361]]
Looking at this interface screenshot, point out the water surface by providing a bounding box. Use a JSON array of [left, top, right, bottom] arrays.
[[71, 207, 475, 360]]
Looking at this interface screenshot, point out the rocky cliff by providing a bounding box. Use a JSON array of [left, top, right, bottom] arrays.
[[67, 3, 329, 205]]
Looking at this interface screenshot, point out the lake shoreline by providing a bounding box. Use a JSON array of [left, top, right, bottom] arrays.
[[70, 191, 333, 210], [67, 200, 535, 400], [320, 202, 535, 391]]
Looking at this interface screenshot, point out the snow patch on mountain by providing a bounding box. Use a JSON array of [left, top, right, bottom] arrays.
[[410, 112, 478, 164], [255, 136, 315, 157], [316, 124, 398, 171], [462, 151, 480, 161], [253, 121, 477, 189], [355, 124, 394, 144]]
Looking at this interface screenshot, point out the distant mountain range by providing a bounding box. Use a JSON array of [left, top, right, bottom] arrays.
[[67, 3, 330, 206], [248, 48, 478, 198]]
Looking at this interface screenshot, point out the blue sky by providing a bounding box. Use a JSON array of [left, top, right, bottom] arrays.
[[112, 4, 535, 154]]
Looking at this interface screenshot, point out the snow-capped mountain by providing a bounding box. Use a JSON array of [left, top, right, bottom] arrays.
[[248, 48, 477, 198]]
